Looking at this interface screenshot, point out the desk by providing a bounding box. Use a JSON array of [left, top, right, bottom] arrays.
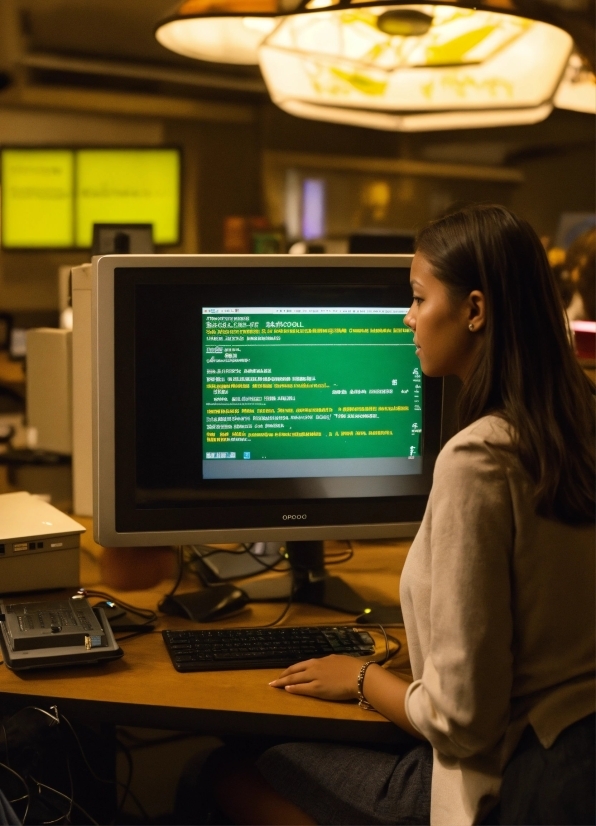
[[0, 527, 413, 746], [0, 350, 25, 397]]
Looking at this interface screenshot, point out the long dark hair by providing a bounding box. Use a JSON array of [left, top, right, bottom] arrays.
[[416, 204, 595, 525]]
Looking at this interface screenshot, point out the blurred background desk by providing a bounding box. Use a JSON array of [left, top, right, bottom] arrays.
[[0, 351, 25, 397]]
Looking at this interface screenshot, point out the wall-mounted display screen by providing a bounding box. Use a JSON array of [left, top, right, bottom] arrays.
[[0, 148, 181, 249]]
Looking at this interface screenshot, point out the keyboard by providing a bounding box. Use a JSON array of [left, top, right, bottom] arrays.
[[162, 625, 375, 672]]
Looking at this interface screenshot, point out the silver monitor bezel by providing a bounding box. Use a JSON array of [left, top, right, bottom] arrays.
[[93, 253, 424, 546]]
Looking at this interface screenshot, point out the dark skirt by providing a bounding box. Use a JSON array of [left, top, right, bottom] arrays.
[[256, 739, 433, 825], [257, 714, 596, 826]]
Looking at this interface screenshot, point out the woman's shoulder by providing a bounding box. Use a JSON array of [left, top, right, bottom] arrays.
[[434, 415, 513, 479], [443, 414, 512, 454]]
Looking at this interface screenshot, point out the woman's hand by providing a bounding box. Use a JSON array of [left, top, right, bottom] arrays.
[[269, 654, 363, 701]]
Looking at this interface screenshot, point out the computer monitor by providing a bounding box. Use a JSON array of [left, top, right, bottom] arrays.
[[0, 147, 181, 249], [92, 224, 154, 256], [93, 254, 455, 613], [349, 231, 415, 255]]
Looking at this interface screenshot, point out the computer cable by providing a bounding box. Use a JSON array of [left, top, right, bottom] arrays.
[[323, 549, 354, 565], [2, 719, 9, 765], [323, 539, 355, 562], [53, 713, 141, 824], [114, 738, 135, 822], [190, 542, 290, 578], [29, 775, 97, 826], [243, 544, 292, 574], [326, 622, 391, 664], [0, 704, 147, 825], [186, 541, 247, 557], [257, 569, 297, 627], [38, 755, 74, 825], [162, 546, 185, 599], [1, 707, 72, 825], [370, 623, 389, 664], [58, 712, 149, 824], [0, 761, 30, 823], [75, 588, 159, 639]]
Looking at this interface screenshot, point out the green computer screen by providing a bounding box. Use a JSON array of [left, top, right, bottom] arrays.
[[202, 307, 423, 479], [1, 148, 181, 248]]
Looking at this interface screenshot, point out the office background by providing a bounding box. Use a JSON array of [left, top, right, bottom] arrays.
[[0, 0, 594, 319]]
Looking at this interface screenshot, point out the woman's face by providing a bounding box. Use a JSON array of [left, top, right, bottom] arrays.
[[404, 253, 485, 380]]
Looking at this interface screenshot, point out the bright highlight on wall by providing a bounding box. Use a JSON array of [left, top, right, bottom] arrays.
[[0, 148, 181, 249], [302, 178, 326, 239]]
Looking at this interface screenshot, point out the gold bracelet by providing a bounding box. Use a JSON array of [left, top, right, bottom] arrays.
[[357, 660, 376, 710]]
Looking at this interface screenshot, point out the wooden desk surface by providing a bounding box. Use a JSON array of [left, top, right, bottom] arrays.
[[0, 526, 413, 744]]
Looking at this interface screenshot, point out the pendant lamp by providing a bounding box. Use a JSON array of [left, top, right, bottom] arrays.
[[156, 0, 280, 64], [258, 4, 573, 129], [554, 52, 596, 114], [156, 0, 588, 129]]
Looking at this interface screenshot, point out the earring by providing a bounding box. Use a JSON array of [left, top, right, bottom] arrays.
[[469, 324, 474, 331]]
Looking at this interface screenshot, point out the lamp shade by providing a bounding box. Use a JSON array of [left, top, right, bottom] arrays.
[[275, 98, 554, 130], [156, 0, 278, 64], [155, 0, 587, 129], [554, 53, 596, 114], [259, 4, 573, 128]]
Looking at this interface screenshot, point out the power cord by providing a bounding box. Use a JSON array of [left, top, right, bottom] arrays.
[[58, 713, 150, 823], [189, 543, 290, 579], [29, 775, 96, 826], [162, 546, 185, 599], [1, 705, 150, 824], [323, 540, 355, 565], [257, 569, 297, 627], [75, 588, 158, 641], [0, 761, 30, 823]]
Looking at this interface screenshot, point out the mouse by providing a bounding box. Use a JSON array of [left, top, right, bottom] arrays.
[[159, 584, 249, 622]]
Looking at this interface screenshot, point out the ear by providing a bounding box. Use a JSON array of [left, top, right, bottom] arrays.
[[466, 290, 486, 332]]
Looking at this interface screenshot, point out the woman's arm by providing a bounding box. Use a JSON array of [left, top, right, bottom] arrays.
[[269, 655, 425, 740]]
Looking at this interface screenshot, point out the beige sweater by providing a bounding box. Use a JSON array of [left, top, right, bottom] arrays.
[[400, 415, 595, 826]]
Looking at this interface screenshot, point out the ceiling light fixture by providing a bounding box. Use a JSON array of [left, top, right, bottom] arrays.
[[554, 52, 596, 114], [259, 4, 574, 129], [156, 0, 591, 129], [156, 0, 280, 65]]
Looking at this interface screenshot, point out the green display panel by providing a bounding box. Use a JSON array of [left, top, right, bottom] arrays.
[[202, 307, 422, 479], [75, 149, 180, 246], [1, 149, 74, 248]]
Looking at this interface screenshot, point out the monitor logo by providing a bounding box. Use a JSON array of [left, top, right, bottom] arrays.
[[282, 514, 307, 520]]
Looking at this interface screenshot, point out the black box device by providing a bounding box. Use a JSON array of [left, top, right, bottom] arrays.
[[0, 597, 123, 670]]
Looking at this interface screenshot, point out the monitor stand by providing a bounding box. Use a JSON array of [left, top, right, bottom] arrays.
[[242, 541, 371, 615]]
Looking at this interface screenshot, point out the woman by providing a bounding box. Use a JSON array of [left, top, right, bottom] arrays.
[[210, 205, 595, 826]]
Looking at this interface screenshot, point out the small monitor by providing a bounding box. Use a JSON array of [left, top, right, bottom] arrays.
[[92, 224, 154, 256], [349, 231, 415, 254], [93, 254, 455, 612]]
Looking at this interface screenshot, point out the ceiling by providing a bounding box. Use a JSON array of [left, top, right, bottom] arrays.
[[19, 0, 200, 66]]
